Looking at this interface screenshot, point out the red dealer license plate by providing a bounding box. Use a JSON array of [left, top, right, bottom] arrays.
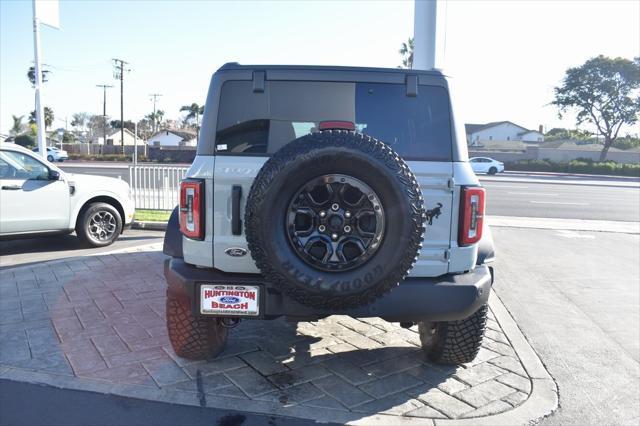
[[200, 284, 259, 316]]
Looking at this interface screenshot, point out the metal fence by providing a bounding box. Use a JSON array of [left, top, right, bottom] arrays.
[[128, 165, 188, 210]]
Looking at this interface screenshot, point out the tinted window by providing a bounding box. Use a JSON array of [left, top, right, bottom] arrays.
[[0, 150, 49, 180], [216, 81, 452, 161]]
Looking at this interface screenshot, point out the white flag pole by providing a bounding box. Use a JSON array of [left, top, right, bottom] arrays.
[[32, 0, 47, 158], [413, 0, 438, 70]]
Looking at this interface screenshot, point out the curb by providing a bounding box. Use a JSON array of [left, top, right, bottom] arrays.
[[0, 242, 163, 273], [132, 221, 167, 231], [488, 216, 640, 235], [428, 292, 558, 426]]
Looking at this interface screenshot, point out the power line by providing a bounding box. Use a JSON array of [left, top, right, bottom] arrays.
[[112, 58, 130, 155]]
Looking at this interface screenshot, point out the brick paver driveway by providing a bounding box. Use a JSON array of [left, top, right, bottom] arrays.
[[0, 244, 556, 425]]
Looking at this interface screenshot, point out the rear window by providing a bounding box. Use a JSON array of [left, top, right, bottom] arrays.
[[215, 80, 452, 161]]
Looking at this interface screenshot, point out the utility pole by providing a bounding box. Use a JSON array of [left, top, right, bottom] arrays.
[[96, 84, 113, 147], [149, 93, 162, 134], [113, 58, 130, 155]]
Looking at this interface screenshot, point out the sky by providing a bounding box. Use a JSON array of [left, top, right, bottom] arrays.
[[1, 0, 639, 136]]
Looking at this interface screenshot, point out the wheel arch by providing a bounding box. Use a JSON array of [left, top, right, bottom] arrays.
[[74, 195, 126, 233]]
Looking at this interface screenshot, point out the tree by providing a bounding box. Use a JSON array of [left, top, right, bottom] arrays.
[[110, 120, 136, 133], [29, 106, 54, 129], [14, 134, 35, 148], [545, 127, 594, 142], [62, 131, 76, 143], [87, 114, 108, 143], [10, 115, 25, 136], [71, 112, 90, 131], [145, 110, 165, 132], [136, 118, 153, 140], [27, 66, 51, 87], [180, 103, 204, 127], [180, 103, 205, 142], [399, 38, 414, 69], [553, 56, 640, 161]]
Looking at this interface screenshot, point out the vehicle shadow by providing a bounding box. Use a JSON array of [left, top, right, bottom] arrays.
[[213, 317, 457, 417], [0, 233, 162, 269]]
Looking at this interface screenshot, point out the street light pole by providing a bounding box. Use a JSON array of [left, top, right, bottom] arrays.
[[32, 1, 47, 158], [413, 0, 438, 70]]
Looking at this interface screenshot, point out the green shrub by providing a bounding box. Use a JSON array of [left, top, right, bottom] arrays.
[[14, 134, 35, 148], [505, 159, 640, 177]]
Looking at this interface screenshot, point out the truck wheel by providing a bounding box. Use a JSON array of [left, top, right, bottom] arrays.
[[76, 202, 122, 247], [166, 293, 228, 360], [418, 304, 488, 365], [245, 130, 425, 310], [488, 167, 497, 175]]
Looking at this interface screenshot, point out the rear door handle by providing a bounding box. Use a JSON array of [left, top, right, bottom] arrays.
[[1, 185, 21, 190], [231, 185, 242, 235]]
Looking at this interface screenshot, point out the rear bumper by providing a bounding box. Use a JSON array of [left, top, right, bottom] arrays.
[[164, 259, 493, 322]]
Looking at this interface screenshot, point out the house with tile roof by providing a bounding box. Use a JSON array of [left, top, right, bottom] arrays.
[[465, 121, 544, 146]]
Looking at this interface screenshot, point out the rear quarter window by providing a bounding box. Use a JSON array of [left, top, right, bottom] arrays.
[[215, 80, 452, 161]]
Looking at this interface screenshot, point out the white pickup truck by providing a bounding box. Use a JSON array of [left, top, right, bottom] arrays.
[[0, 143, 134, 247]]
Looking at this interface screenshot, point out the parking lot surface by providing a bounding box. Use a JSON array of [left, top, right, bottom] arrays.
[[0, 243, 555, 424]]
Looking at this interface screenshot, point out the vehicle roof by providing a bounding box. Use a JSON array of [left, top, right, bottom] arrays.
[[216, 62, 445, 77]]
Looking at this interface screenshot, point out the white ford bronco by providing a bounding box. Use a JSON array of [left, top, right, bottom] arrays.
[[163, 64, 495, 365]]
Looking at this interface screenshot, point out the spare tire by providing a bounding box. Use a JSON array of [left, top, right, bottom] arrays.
[[245, 130, 425, 309]]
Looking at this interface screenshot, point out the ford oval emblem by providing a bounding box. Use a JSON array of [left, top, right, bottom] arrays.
[[225, 247, 247, 257], [220, 296, 240, 304]]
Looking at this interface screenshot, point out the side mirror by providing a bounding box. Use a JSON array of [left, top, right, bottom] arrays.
[[48, 169, 60, 180]]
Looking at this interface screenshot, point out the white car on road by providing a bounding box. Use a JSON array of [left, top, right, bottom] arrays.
[[469, 157, 505, 175], [0, 143, 134, 247], [32, 146, 69, 162]]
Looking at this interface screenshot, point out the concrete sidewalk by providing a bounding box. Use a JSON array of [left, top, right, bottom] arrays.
[[0, 244, 557, 425]]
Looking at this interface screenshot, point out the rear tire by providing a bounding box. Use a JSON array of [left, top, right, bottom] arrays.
[[488, 167, 498, 175], [166, 293, 228, 360], [76, 202, 122, 248], [47, 155, 53, 162], [418, 304, 488, 364]]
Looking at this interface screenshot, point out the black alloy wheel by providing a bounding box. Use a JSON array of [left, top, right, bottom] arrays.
[[287, 174, 385, 272]]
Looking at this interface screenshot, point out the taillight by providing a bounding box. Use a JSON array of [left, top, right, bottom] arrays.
[[458, 187, 485, 246], [179, 179, 204, 240], [318, 120, 355, 131]]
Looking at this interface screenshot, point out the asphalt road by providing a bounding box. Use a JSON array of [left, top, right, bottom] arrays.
[[0, 229, 165, 269], [482, 179, 640, 222], [60, 163, 640, 222], [491, 226, 640, 425], [0, 379, 317, 426]]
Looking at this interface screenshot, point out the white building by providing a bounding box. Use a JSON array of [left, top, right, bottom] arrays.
[[93, 128, 144, 146], [148, 129, 197, 147], [466, 121, 544, 146]]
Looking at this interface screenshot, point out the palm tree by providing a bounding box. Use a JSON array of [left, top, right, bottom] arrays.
[[29, 107, 54, 129], [146, 110, 165, 134], [27, 66, 51, 87], [399, 37, 414, 69], [180, 103, 205, 141], [10, 115, 25, 136]]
